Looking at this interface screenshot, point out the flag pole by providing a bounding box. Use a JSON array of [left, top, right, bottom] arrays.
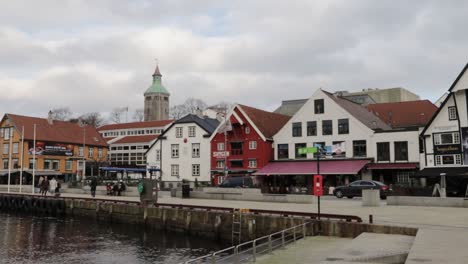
[[7, 128, 12, 193], [19, 126, 24, 193], [32, 124, 36, 194]]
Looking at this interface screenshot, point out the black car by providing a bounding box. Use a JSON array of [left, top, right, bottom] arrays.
[[333, 180, 391, 199], [219, 176, 253, 188]]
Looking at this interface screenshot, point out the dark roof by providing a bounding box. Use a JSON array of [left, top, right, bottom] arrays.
[[112, 135, 159, 144], [366, 100, 438, 128], [4, 114, 107, 147], [273, 99, 308, 116], [98, 120, 173, 131], [322, 90, 392, 131], [238, 104, 291, 139], [448, 62, 468, 92], [175, 114, 220, 134]]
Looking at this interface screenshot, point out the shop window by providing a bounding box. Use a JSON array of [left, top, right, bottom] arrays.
[[277, 144, 289, 159], [295, 143, 307, 159], [377, 142, 390, 161], [307, 121, 316, 136]]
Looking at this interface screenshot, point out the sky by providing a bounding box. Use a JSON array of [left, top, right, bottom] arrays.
[[1, 0, 467, 121]]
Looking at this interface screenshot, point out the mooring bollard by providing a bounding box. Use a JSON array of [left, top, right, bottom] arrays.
[[369, 214, 373, 224]]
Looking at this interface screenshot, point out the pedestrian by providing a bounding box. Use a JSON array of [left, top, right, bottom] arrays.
[[117, 180, 125, 196], [49, 177, 57, 195], [90, 177, 98, 198], [37, 176, 44, 194], [55, 181, 61, 197], [41, 178, 49, 196]]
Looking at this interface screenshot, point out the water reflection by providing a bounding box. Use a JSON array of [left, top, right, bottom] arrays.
[[0, 213, 225, 264]]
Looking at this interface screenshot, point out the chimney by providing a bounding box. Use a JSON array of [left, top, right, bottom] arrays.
[[196, 107, 203, 118], [216, 112, 224, 122], [47, 110, 53, 125]]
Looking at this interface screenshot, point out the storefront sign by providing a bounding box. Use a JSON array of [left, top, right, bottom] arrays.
[[213, 151, 229, 158], [332, 141, 346, 157], [298, 147, 317, 154], [28, 141, 74, 156], [434, 144, 461, 155]]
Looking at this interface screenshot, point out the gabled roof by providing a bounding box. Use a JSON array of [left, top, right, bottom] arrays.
[[448, 62, 468, 92], [366, 100, 438, 128], [97, 120, 173, 131], [238, 104, 291, 139], [112, 135, 159, 144], [175, 114, 220, 134], [322, 90, 392, 131], [274, 99, 308, 116], [4, 114, 107, 147]]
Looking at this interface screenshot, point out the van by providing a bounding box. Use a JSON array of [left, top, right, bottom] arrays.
[[219, 176, 253, 188]]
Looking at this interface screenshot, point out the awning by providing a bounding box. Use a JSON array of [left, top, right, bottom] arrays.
[[0, 170, 19, 176], [24, 170, 62, 176], [99, 167, 159, 172], [415, 167, 468, 177], [367, 163, 419, 170], [253, 160, 370, 175]]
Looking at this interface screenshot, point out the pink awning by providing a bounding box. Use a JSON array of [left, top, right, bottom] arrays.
[[253, 160, 370, 175]]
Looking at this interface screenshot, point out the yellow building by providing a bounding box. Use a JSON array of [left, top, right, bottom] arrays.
[[0, 113, 108, 184]]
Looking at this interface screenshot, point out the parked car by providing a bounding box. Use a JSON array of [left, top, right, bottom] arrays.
[[219, 176, 253, 188], [333, 180, 391, 199]]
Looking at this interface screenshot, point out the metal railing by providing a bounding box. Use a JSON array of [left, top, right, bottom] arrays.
[[184, 222, 312, 264]]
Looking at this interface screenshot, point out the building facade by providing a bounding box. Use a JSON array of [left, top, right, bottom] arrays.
[[210, 104, 290, 185], [144, 65, 170, 121], [257, 89, 424, 194], [419, 63, 468, 196], [0, 113, 108, 184], [146, 114, 219, 187], [97, 120, 173, 168]]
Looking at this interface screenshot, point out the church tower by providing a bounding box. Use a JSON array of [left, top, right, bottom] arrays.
[[144, 64, 170, 121]]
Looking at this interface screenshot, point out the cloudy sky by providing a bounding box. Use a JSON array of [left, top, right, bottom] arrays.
[[1, 0, 467, 121]]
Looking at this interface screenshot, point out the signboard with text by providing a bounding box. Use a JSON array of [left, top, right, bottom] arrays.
[[213, 151, 230, 158], [28, 141, 74, 156]]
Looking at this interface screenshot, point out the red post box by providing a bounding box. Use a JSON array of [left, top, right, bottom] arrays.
[[313, 174, 323, 196]]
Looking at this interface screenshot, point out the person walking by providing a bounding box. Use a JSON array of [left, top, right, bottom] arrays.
[[37, 176, 44, 194], [49, 177, 57, 196], [41, 178, 49, 196], [90, 177, 98, 198]]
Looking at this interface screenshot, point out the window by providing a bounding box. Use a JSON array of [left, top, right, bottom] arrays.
[[156, 149, 161, 161], [353, 140, 367, 157], [3, 159, 8, 169], [98, 148, 103, 158], [216, 160, 225, 169], [12, 159, 18, 169], [314, 99, 324, 114], [295, 143, 307, 159], [189, 126, 196, 137], [397, 171, 412, 185], [52, 160, 60, 170], [44, 159, 51, 170], [171, 144, 179, 158], [377, 142, 390, 161], [79, 147, 84, 157], [230, 160, 243, 168], [394, 141, 408, 161], [434, 132, 460, 145], [29, 159, 36, 169], [192, 143, 200, 158], [322, 120, 333, 135], [230, 142, 243, 155], [277, 144, 289, 159], [176, 127, 183, 138], [292, 122, 302, 137], [3, 144, 9, 154], [249, 141, 257, 150], [307, 121, 317, 136], [4, 127, 10, 140], [245, 127, 250, 134], [248, 159, 257, 168], [192, 164, 200, 176], [436, 154, 462, 165], [12, 143, 19, 154], [313, 142, 325, 158], [0, 128, 3, 138], [88, 147, 94, 158], [171, 165, 179, 176], [448, 106, 457, 120], [338, 119, 349, 134], [217, 142, 225, 151], [65, 160, 73, 171]]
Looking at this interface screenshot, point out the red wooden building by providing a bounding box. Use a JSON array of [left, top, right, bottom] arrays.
[[210, 104, 290, 185]]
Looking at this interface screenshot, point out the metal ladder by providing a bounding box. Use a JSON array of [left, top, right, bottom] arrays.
[[232, 208, 242, 245]]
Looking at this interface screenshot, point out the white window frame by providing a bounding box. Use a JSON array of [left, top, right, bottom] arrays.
[[189, 126, 196, 137], [65, 160, 73, 171], [3, 144, 9, 154], [12, 142, 19, 154], [245, 127, 250, 134], [98, 148, 103, 158], [171, 144, 179, 158], [171, 164, 179, 176], [192, 164, 200, 176], [448, 106, 457, 120], [217, 142, 225, 151], [79, 147, 84, 157], [216, 160, 225, 169], [192, 143, 200, 158], [249, 141, 257, 150], [435, 154, 462, 166], [434, 132, 460, 145], [156, 149, 161, 161], [88, 147, 94, 158], [176, 127, 183, 138], [248, 159, 257, 168]]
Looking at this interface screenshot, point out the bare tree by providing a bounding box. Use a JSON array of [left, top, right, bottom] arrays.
[[133, 109, 144, 122], [109, 107, 127, 124], [169, 98, 208, 119], [79, 112, 104, 127], [50, 107, 73, 121], [169, 105, 186, 119]]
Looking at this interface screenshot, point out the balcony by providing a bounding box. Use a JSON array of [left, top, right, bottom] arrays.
[[231, 149, 243, 156]]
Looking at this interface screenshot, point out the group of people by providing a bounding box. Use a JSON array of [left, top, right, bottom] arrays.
[[88, 177, 126, 197], [37, 176, 61, 197]]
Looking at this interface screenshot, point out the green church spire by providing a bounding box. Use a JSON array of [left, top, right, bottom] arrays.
[[145, 64, 169, 95]]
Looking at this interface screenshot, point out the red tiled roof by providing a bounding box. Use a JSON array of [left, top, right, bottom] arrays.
[[97, 120, 173, 131], [238, 104, 291, 139], [5, 114, 107, 147], [366, 100, 437, 128], [112, 135, 159, 144]]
